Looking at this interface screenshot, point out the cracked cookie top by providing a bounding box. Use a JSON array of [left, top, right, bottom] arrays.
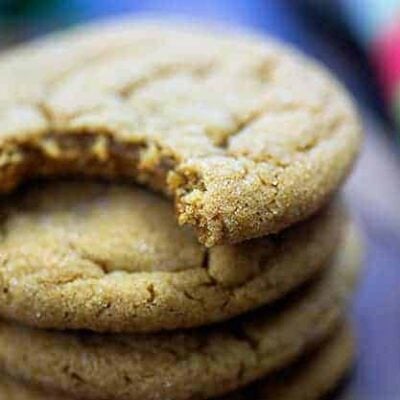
[[0, 20, 362, 246], [0, 180, 343, 332]]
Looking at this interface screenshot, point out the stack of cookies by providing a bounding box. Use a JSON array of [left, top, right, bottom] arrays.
[[0, 19, 363, 400]]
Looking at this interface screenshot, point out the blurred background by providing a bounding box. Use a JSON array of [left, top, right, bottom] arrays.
[[0, 1, 399, 398]]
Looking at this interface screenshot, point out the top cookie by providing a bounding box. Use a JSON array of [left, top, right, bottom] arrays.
[[0, 19, 362, 246]]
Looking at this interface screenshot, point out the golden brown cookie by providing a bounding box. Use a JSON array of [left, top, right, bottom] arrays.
[[0, 20, 362, 246], [0, 265, 347, 400], [0, 180, 343, 333], [227, 323, 354, 400], [0, 374, 61, 400], [0, 323, 354, 400]]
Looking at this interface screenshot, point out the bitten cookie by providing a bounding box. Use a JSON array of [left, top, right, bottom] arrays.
[[0, 19, 362, 246], [0, 264, 349, 400], [0, 180, 343, 333]]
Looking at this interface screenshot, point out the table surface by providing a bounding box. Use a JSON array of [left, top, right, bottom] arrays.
[[1, 1, 400, 399]]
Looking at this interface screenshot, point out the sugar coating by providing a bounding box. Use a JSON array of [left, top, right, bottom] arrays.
[[0, 20, 362, 246]]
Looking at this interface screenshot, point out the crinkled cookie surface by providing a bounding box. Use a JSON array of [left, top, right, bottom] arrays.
[[0, 20, 362, 246], [0, 180, 342, 332], [0, 323, 353, 400], [0, 265, 348, 400]]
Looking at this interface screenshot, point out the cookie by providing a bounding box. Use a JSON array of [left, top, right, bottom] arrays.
[[0, 263, 349, 400], [265, 323, 354, 399], [228, 323, 354, 400], [0, 20, 362, 246], [0, 180, 343, 333], [0, 323, 354, 400], [0, 375, 52, 400]]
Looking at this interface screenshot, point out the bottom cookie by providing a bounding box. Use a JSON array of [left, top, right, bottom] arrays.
[[0, 323, 354, 400], [228, 323, 354, 400], [0, 268, 346, 400]]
